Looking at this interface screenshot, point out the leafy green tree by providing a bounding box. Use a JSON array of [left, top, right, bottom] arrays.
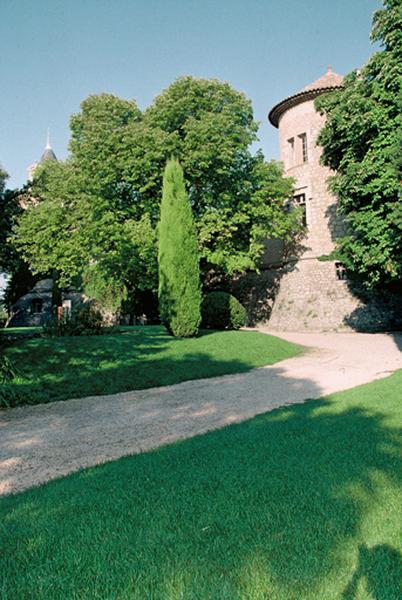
[[0, 170, 38, 308], [0, 167, 7, 194], [0, 168, 16, 274], [14, 78, 299, 311], [316, 0, 402, 289], [145, 77, 298, 271], [15, 160, 157, 310], [158, 159, 201, 337]]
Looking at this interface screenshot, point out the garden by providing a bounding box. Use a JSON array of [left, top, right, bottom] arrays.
[[0, 2, 401, 597], [0, 325, 301, 408], [1, 370, 401, 599]]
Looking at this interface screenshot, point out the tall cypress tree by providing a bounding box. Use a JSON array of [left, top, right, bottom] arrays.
[[158, 158, 201, 337]]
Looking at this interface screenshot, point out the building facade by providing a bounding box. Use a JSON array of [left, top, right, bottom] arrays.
[[265, 67, 399, 331]]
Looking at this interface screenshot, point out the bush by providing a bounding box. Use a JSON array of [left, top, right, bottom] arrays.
[[43, 302, 104, 337], [201, 292, 247, 330], [0, 336, 19, 408]]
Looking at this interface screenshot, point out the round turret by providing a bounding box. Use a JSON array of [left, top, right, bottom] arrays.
[[266, 67, 359, 332], [268, 66, 344, 258], [268, 66, 343, 128]]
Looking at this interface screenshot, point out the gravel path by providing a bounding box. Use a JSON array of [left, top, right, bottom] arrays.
[[1, 330, 401, 496]]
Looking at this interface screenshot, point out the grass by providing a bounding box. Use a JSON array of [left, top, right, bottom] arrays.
[[1, 326, 302, 407], [1, 370, 401, 599], [0, 326, 41, 336]]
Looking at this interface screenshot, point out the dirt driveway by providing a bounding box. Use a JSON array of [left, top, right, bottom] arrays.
[[1, 330, 401, 496]]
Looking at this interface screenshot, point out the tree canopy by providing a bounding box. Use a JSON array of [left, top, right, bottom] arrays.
[[316, 0, 402, 289], [0, 167, 13, 273], [14, 77, 299, 309], [0, 169, 38, 308]]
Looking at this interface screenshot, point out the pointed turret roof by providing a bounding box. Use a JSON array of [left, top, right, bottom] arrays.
[[268, 66, 343, 128], [40, 130, 57, 163]]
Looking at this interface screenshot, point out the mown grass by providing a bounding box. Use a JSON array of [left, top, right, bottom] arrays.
[[1, 326, 302, 407], [0, 326, 41, 336], [1, 370, 401, 599]]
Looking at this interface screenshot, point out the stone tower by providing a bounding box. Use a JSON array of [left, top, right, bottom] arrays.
[[266, 67, 363, 331]]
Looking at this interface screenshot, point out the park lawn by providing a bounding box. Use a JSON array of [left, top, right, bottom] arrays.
[[1, 371, 401, 599], [1, 325, 302, 407], [0, 326, 42, 336]]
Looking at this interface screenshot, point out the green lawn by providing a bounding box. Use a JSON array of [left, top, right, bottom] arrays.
[[0, 326, 42, 336], [1, 326, 302, 407], [1, 371, 401, 599]]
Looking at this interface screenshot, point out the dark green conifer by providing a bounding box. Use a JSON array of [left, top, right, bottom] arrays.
[[158, 159, 201, 337]]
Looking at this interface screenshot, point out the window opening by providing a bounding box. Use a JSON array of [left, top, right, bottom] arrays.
[[287, 137, 294, 166], [31, 298, 43, 314], [293, 193, 307, 227], [298, 133, 308, 163]]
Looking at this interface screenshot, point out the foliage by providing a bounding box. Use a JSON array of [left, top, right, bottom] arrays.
[[201, 291, 247, 330], [0, 169, 38, 310], [158, 159, 201, 337], [42, 302, 104, 337], [1, 370, 401, 597], [15, 159, 158, 307], [0, 188, 21, 274], [0, 165, 7, 193], [1, 326, 301, 407], [145, 77, 298, 273], [0, 334, 18, 408], [0, 302, 7, 323], [14, 79, 298, 304], [0, 339, 16, 383], [316, 0, 402, 289]]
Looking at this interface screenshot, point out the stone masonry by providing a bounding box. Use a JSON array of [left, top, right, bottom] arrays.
[[265, 67, 400, 332]]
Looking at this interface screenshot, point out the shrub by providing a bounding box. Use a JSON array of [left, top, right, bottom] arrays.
[[43, 302, 104, 337], [201, 292, 247, 330], [0, 337, 19, 408], [158, 159, 201, 337]]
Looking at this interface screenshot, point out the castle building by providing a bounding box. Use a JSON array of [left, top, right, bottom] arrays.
[[265, 67, 397, 331], [8, 136, 83, 327]]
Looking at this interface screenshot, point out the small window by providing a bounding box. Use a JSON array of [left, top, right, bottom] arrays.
[[298, 133, 308, 163], [335, 262, 347, 280], [293, 193, 307, 227], [31, 298, 43, 314], [287, 137, 294, 165]]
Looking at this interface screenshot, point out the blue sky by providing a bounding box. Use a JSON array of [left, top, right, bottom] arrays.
[[1, 0, 381, 190]]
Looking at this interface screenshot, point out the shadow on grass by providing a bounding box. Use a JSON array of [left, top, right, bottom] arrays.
[[342, 543, 402, 599], [1, 372, 401, 598], [3, 326, 300, 406]]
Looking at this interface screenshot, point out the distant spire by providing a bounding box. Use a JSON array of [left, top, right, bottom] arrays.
[[40, 130, 57, 164], [45, 128, 51, 150], [327, 64, 333, 73]]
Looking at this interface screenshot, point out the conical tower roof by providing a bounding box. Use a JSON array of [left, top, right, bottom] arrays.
[[268, 66, 343, 128], [302, 65, 343, 91], [40, 131, 57, 163]]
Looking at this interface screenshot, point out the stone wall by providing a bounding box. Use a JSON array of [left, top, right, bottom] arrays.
[[261, 89, 397, 332], [235, 261, 402, 332], [266, 260, 401, 332]]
